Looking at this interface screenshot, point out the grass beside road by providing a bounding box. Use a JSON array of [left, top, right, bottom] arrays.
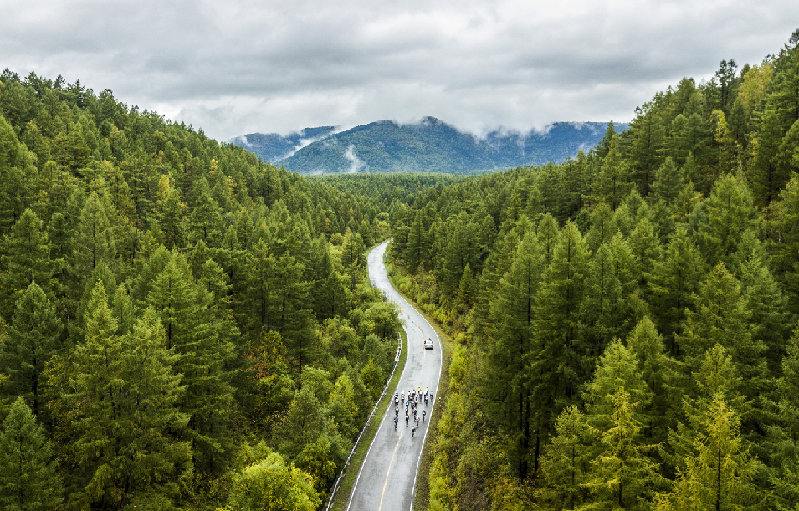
[[328, 324, 408, 511]]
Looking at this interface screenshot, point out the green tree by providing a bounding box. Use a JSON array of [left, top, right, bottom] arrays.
[[147, 252, 237, 475], [655, 394, 760, 511], [767, 329, 799, 508], [0, 208, 53, 321], [0, 283, 61, 418], [65, 285, 191, 509], [648, 224, 706, 354], [72, 191, 116, 285], [0, 397, 63, 511], [690, 174, 759, 268], [541, 405, 594, 510], [677, 263, 766, 400], [530, 222, 589, 471], [584, 389, 659, 509], [485, 230, 545, 479], [652, 157, 685, 205], [227, 449, 321, 511]]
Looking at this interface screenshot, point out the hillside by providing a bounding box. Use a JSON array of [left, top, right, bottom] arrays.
[[233, 117, 624, 174]]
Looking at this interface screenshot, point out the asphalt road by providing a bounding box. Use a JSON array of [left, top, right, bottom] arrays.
[[346, 241, 443, 511]]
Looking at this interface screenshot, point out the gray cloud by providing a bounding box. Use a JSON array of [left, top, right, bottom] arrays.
[[2, 0, 797, 140]]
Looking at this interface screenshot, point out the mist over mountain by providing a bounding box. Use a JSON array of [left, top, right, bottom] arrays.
[[231, 117, 625, 174]]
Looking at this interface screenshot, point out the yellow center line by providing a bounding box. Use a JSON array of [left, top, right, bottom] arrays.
[[377, 428, 404, 511]]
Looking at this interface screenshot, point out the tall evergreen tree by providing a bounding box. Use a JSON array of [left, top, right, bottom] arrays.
[[530, 222, 589, 471], [65, 284, 191, 509], [0, 283, 61, 418], [0, 208, 53, 321], [484, 230, 544, 479], [655, 394, 760, 511], [0, 397, 63, 511]]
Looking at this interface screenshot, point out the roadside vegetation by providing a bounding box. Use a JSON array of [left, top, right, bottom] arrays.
[[384, 31, 799, 510]]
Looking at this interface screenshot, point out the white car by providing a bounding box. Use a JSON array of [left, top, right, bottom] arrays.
[[424, 338, 434, 350]]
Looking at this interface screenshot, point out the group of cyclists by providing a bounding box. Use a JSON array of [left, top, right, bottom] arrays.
[[392, 386, 433, 437]]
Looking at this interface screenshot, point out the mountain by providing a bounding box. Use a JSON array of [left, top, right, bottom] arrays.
[[229, 125, 338, 162], [232, 117, 626, 174]]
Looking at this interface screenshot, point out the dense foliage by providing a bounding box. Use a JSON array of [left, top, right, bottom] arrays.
[[0, 69, 407, 510], [385, 32, 799, 510], [234, 118, 622, 175]]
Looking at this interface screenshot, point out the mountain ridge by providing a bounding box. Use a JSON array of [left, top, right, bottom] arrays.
[[231, 117, 626, 174]]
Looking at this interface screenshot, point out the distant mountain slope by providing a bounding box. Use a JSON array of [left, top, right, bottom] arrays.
[[232, 117, 626, 174], [229, 126, 337, 163]]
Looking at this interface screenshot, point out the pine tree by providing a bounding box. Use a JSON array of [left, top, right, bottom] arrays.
[[0, 397, 63, 511], [541, 405, 594, 510], [690, 174, 759, 268], [652, 157, 685, 205], [677, 263, 766, 400], [595, 135, 634, 209], [72, 190, 116, 286], [530, 222, 589, 471], [648, 224, 706, 355], [0, 208, 53, 321], [655, 394, 760, 510], [585, 389, 659, 509], [485, 230, 544, 478], [768, 329, 799, 508], [0, 115, 36, 235], [626, 317, 673, 445], [580, 243, 625, 355], [147, 252, 237, 475], [0, 283, 61, 419], [66, 284, 191, 509]]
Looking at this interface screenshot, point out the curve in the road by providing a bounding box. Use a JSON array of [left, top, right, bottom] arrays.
[[346, 241, 443, 511]]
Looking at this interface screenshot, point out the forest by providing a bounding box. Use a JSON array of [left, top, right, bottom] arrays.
[[0, 69, 422, 510], [3, 27, 799, 511], [385, 32, 799, 509]]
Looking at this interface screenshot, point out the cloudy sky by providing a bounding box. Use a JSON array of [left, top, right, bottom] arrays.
[[2, 0, 797, 141]]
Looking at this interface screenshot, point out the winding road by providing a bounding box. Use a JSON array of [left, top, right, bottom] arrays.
[[346, 241, 443, 511]]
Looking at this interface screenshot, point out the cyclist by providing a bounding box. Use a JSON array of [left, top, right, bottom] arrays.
[[422, 410, 426, 422], [394, 416, 398, 431], [395, 406, 399, 416], [412, 426, 416, 438], [405, 413, 409, 426], [401, 394, 405, 405]]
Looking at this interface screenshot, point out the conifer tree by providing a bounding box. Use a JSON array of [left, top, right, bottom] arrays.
[[690, 174, 759, 268], [626, 317, 673, 445], [66, 284, 191, 509], [648, 224, 706, 354], [767, 329, 799, 508], [585, 389, 659, 509], [0, 283, 61, 418], [0, 208, 53, 320], [147, 252, 237, 475], [541, 405, 594, 510], [530, 222, 589, 470], [72, 190, 115, 285], [0, 397, 63, 511], [677, 263, 766, 399], [655, 394, 760, 510], [580, 243, 625, 355], [485, 230, 544, 478], [652, 157, 685, 205], [596, 137, 634, 209], [0, 115, 36, 235]]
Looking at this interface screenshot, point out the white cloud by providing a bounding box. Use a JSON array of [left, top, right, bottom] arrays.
[[1, 0, 797, 140]]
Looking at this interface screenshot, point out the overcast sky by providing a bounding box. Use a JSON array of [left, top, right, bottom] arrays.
[[2, 0, 797, 141]]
